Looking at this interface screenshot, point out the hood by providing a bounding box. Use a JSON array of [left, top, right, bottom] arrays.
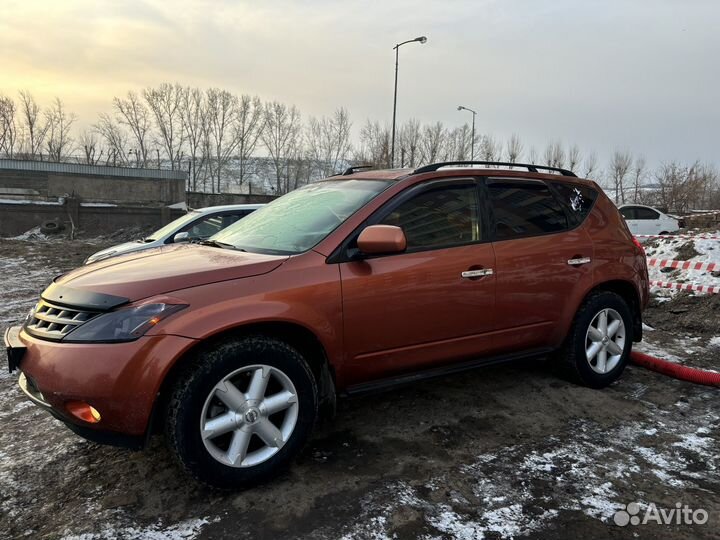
[[56, 244, 288, 302]]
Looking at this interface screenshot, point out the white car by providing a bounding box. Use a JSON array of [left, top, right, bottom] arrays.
[[85, 204, 264, 264], [618, 204, 680, 237]]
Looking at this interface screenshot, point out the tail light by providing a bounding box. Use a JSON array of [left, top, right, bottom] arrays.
[[632, 236, 645, 256]]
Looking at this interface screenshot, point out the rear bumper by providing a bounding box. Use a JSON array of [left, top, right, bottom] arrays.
[[8, 326, 198, 440]]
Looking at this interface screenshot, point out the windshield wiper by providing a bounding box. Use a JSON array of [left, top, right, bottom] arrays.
[[199, 239, 246, 252]]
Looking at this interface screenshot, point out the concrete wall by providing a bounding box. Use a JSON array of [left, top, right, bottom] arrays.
[[0, 201, 185, 237], [186, 191, 276, 208], [0, 160, 186, 207]]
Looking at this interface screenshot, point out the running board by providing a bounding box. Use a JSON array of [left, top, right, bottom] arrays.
[[342, 347, 554, 397]]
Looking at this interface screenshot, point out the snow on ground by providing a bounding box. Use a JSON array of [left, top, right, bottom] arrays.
[[644, 229, 720, 295], [336, 412, 719, 539]]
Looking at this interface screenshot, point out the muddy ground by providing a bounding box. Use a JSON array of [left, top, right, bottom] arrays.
[[0, 236, 718, 539]]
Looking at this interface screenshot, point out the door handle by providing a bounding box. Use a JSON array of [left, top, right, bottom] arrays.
[[567, 257, 591, 266], [461, 268, 494, 278]]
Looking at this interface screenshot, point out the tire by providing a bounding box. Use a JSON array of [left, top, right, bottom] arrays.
[[166, 336, 317, 489], [553, 291, 633, 389], [40, 219, 64, 234]]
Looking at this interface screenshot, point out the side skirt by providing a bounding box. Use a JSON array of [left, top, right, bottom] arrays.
[[341, 347, 554, 397]]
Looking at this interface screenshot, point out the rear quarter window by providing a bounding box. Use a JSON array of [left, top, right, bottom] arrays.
[[550, 182, 599, 228]]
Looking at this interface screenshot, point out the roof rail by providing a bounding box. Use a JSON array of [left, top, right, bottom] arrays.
[[412, 161, 577, 177], [339, 165, 374, 176]]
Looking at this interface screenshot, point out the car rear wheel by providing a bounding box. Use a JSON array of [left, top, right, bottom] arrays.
[[554, 291, 633, 388], [166, 336, 317, 489]]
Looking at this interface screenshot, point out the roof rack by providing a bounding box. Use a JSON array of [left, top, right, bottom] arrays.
[[339, 165, 374, 176], [412, 161, 577, 177]]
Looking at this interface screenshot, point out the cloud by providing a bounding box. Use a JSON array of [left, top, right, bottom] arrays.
[[1, 0, 718, 165]]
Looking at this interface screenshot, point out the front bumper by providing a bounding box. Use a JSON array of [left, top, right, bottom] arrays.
[[5, 325, 198, 441], [5, 326, 26, 372]]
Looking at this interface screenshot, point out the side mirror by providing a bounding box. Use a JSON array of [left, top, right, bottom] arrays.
[[173, 231, 190, 243], [357, 225, 407, 255]]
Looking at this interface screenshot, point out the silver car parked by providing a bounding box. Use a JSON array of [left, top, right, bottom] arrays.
[[85, 204, 264, 264]]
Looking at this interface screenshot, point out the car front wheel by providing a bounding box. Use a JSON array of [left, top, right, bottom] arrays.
[[166, 336, 317, 489]]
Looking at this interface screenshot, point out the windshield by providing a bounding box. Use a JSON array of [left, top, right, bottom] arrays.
[[211, 180, 391, 254], [145, 211, 201, 241]]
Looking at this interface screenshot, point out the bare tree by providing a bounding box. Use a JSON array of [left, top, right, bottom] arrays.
[[78, 130, 103, 165], [44, 97, 77, 162], [544, 141, 565, 168], [233, 94, 265, 187], [205, 88, 241, 193], [355, 120, 390, 169], [421, 122, 447, 164], [506, 134, 524, 164], [261, 101, 302, 194], [445, 124, 472, 162], [0, 95, 15, 155], [609, 150, 633, 203], [306, 107, 352, 179], [143, 83, 185, 170], [94, 113, 128, 166], [180, 87, 208, 191], [114, 91, 151, 167], [0, 94, 18, 157], [528, 146, 538, 164], [397, 119, 423, 167], [479, 134, 501, 162], [632, 155, 646, 203], [583, 152, 598, 178], [18, 90, 48, 159], [567, 144, 581, 172]]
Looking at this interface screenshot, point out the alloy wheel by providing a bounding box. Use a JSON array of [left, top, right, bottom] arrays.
[[585, 308, 626, 374], [200, 364, 299, 468]]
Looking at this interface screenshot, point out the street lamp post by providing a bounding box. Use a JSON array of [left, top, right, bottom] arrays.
[[391, 35, 427, 168], [457, 105, 477, 161]]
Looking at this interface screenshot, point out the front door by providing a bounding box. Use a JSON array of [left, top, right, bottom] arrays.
[[339, 180, 497, 383]]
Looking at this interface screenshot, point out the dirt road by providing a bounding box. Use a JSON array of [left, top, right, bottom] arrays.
[[1, 237, 717, 539]]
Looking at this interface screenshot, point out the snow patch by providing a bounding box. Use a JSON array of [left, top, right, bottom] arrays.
[[61, 518, 213, 540]]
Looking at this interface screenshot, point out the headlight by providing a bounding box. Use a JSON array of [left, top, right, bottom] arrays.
[[64, 303, 187, 343]]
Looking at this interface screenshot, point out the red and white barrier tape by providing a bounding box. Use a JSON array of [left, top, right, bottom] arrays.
[[682, 211, 720, 219], [647, 258, 719, 272], [650, 280, 720, 294], [636, 234, 720, 240]]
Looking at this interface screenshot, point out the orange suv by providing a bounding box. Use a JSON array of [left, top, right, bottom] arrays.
[[5, 161, 649, 488]]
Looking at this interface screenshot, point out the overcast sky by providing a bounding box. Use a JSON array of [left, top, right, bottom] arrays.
[[1, 0, 718, 168]]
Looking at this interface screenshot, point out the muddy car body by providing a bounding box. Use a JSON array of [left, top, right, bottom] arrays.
[[5, 161, 649, 488]]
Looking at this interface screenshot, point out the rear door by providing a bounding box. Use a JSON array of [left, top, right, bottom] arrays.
[[487, 178, 596, 352], [338, 179, 497, 382]]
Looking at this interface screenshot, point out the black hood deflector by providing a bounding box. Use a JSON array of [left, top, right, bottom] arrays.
[[42, 281, 129, 311]]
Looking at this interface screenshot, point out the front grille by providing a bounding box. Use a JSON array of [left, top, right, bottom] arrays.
[[24, 300, 100, 340]]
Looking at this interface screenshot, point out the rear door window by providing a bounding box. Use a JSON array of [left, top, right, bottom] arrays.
[[634, 207, 660, 220], [487, 180, 568, 241]]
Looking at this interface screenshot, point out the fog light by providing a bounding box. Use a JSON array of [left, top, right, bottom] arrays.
[[66, 401, 101, 423]]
